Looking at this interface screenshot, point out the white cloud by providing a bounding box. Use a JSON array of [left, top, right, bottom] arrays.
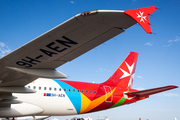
[[168, 40, 173, 42], [135, 87, 145, 90], [156, 92, 179, 97], [168, 36, 180, 42], [0, 42, 11, 57], [96, 68, 110, 72], [163, 43, 172, 47], [70, 1, 75, 4], [0, 42, 5, 47], [137, 76, 143, 78], [163, 36, 180, 47], [144, 42, 153, 46]]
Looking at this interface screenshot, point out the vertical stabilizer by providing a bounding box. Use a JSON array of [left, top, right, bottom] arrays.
[[102, 52, 138, 89]]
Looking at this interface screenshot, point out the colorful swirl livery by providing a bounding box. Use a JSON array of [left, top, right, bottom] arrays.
[[0, 6, 177, 119]]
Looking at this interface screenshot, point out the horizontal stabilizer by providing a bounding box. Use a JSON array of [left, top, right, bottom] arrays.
[[127, 85, 178, 97]]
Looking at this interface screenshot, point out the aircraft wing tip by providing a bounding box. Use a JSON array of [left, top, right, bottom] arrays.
[[124, 6, 157, 34]]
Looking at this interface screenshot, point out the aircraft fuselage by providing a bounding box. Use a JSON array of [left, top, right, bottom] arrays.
[[15, 78, 145, 116]]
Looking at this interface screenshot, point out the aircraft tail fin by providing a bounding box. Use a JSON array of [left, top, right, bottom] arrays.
[[124, 6, 157, 34], [103, 52, 138, 89]]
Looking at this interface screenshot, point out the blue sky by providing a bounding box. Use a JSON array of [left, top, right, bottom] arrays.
[[0, 0, 180, 120]]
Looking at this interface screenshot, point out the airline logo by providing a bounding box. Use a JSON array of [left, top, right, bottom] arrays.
[[124, 6, 157, 34], [136, 11, 147, 23], [119, 61, 135, 88]]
